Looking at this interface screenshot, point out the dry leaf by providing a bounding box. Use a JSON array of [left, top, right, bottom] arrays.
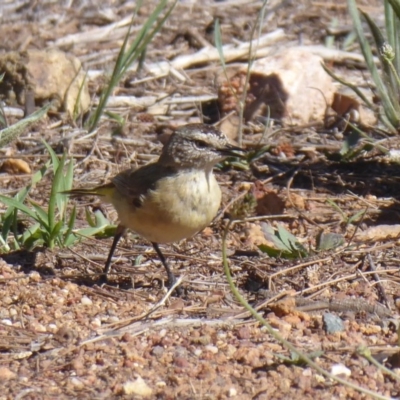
[[201, 227, 213, 237], [0, 158, 31, 174], [286, 192, 306, 210], [252, 181, 285, 216], [245, 223, 271, 248]]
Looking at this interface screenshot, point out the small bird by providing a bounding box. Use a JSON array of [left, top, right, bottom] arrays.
[[64, 123, 244, 288]]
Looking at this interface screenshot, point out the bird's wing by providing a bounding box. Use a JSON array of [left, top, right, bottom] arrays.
[[111, 163, 176, 207]]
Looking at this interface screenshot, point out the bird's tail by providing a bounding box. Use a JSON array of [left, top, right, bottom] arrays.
[[61, 183, 115, 199]]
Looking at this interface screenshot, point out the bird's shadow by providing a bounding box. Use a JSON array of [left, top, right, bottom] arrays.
[[252, 156, 400, 225]]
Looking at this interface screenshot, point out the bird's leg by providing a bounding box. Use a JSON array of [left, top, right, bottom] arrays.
[[152, 242, 176, 289], [102, 224, 126, 283]]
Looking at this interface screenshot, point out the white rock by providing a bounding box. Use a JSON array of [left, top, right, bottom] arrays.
[[123, 376, 153, 397], [81, 296, 93, 306], [331, 363, 351, 377], [193, 348, 202, 357], [219, 47, 335, 127], [388, 149, 400, 163], [250, 48, 335, 125], [90, 318, 101, 328], [70, 377, 85, 389], [204, 345, 218, 354], [47, 324, 58, 333], [228, 387, 237, 397]]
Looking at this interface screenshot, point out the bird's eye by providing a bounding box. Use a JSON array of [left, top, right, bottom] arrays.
[[194, 139, 208, 148]]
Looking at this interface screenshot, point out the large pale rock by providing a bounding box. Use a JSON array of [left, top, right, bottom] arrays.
[[0, 49, 90, 117], [218, 47, 335, 126]]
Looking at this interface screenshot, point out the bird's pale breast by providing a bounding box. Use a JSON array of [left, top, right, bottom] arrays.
[[111, 169, 222, 244]]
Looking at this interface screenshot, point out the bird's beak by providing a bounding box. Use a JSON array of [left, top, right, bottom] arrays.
[[219, 144, 246, 158]]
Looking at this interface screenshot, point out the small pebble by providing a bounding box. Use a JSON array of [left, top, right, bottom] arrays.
[[47, 324, 58, 333], [193, 348, 202, 357], [331, 364, 351, 377], [217, 331, 227, 339], [237, 327, 251, 340], [29, 271, 41, 282], [228, 387, 237, 397], [81, 296, 93, 306], [91, 318, 101, 328], [70, 377, 85, 389], [323, 313, 345, 334], [123, 376, 152, 397], [152, 346, 164, 357], [174, 356, 189, 368], [205, 345, 218, 354]]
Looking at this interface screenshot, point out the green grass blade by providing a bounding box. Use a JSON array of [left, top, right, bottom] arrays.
[[56, 156, 71, 219], [387, 0, 400, 18], [92, 209, 110, 228], [327, 199, 346, 220], [0, 104, 51, 148], [20, 222, 44, 250], [64, 205, 78, 247], [348, 0, 400, 130], [0, 234, 10, 252], [29, 200, 51, 230], [77, 225, 112, 238], [87, 0, 176, 133], [322, 65, 371, 105], [72, 70, 88, 121], [1, 158, 51, 250], [85, 208, 97, 227], [42, 140, 60, 171], [1, 209, 15, 243], [78, 210, 114, 238], [1, 186, 30, 236], [1, 178, 37, 249], [362, 11, 399, 95], [121, 0, 176, 77], [32, 160, 51, 186], [87, 1, 144, 131], [49, 220, 64, 248], [63, 158, 75, 193], [0, 195, 43, 224], [385, 1, 400, 94], [47, 153, 65, 230], [276, 225, 292, 252]]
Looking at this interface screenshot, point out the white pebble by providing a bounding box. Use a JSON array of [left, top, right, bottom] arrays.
[[193, 348, 202, 357], [81, 296, 93, 306], [331, 364, 351, 377], [228, 387, 237, 397], [91, 318, 101, 328], [70, 377, 85, 389], [205, 345, 218, 354], [48, 324, 58, 333], [123, 376, 152, 397]]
